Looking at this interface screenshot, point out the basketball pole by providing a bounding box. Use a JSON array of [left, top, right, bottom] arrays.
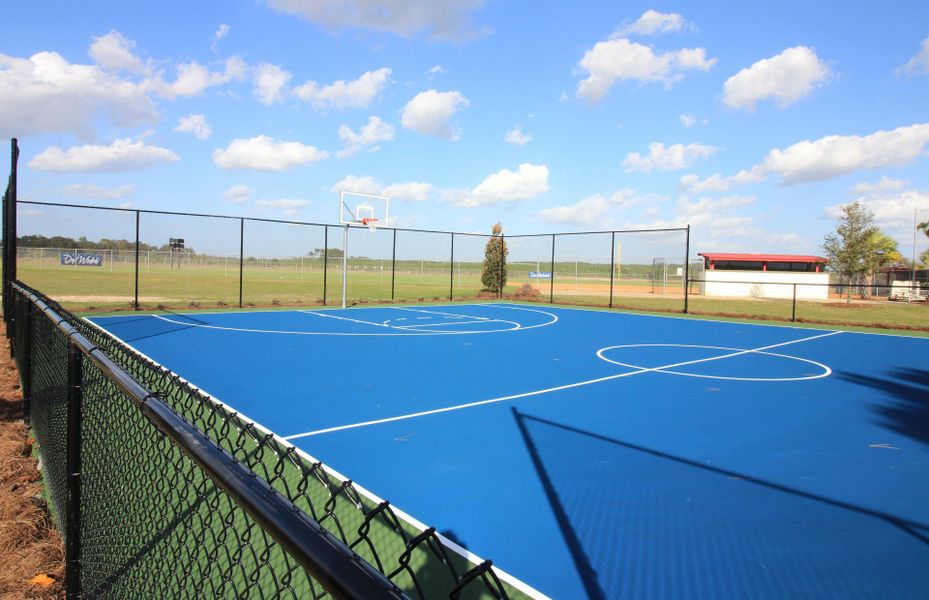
[[342, 223, 348, 308]]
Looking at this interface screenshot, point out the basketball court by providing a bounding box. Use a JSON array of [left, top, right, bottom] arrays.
[[86, 302, 929, 599]]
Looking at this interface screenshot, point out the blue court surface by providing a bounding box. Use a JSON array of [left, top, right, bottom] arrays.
[[88, 303, 929, 599]]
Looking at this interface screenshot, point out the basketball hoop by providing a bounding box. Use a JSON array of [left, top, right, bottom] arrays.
[[361, 217, 379, 231]]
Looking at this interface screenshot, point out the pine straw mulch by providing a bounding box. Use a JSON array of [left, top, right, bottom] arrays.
[[0, 324, 64, 600]]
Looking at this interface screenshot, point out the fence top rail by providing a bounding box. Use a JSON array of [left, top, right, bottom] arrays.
[[17, 199, 688, 239], [12, 281, 408, 600], [506, 226, 689, 238]]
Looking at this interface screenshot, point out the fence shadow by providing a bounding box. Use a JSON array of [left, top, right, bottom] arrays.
[[510, 407, 929, 596], [836, 367, 929, 449]]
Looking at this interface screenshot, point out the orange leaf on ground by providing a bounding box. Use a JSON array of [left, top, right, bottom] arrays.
[[29, 573, 56, 587]]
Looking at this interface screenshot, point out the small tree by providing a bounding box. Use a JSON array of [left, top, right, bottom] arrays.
[[822, 202, 878, 302], [863, 231, 901, 294], [481, 222, 508, 297]]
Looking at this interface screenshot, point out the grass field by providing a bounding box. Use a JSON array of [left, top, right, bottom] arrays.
[[16, 260, 929, 334]]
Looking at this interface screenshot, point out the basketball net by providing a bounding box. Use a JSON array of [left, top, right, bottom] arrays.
[[361, 217, 379, 231]]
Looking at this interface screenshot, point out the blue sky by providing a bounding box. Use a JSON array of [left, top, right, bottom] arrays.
[[2, 1, 929, 259]]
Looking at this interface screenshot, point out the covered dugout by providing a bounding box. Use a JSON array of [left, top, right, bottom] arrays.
[[698, 252, 829, 300]]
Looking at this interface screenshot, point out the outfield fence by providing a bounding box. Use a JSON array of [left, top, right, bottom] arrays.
[[13, 199, 690, 312], [685, 278, 929, 332]]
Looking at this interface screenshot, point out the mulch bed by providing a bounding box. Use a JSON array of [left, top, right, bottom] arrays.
[[0, 324, 64, 599]]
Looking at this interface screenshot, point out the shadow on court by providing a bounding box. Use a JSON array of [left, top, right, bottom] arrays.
[[511, 408, 929, 600], [837, 367, 929, 449], [103, 311, 210, 343]]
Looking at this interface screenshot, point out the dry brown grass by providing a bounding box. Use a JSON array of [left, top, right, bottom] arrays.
[[0, 326, 63, 600]]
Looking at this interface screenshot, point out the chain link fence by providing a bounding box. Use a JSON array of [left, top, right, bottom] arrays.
[[687, 279, 929, 332], [14, 201, 690, 315], [9, 281, 520, 599]]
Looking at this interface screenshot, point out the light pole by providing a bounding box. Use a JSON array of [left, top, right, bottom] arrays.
[[914, 208, 929, 286]]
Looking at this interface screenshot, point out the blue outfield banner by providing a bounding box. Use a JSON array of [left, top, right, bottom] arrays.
[[60, 251, 103, 267], [529, 271, 552, 279]]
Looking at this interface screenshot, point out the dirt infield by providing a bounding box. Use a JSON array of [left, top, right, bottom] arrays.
[[0, 324, 64, 599]]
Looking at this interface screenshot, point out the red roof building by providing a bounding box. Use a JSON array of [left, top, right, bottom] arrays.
[[699, 252, 827, 273]]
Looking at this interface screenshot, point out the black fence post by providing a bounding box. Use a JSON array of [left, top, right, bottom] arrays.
[[4, 138, 19, 329], [322, 226, 328, 305], [65, 340, 83, 600], [449, 232, 455, 301], [792, 284, 797, 322], [238, 218, 244, 308], [134, 211, 140, 310], [549, 234, 556, 304], [609, 231, 615, 309], [683, 224, 691, 314], [391, 229, 397, 301], [9, 138, 18, 305], [497, 233, 506, 300], [2, 188, 8, 331], [21, 302, 32, 425]]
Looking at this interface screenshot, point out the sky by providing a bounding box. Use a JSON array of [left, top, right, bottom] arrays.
[[2, 0, 929, 261]]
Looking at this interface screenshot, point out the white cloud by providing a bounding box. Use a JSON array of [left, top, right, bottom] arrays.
[[253, 63, 292, 104], [337, 115, 395, 158], [576, 38, 716, 103], [615, 10, 689, 36], [174, 114, 212, 139], [760, 123, 929, 184], [29, 138, 180, 172], [255, 198, 308, 209], [148, 57, 247, 99], [330, 174, 434, 201], [679, 114, 696, 127], [829, 186, 929, 236], [680, 123, 929, 192], [898, 35, 929, 76], [89, 30, 149, 75], [63, 183, 135, 199], [213, 135, 329, 171], [675, 195, 756, 226], [384, 181, 434, 201], [400, 89, 469, 139], [212, 24, 231, 52], [427, 64, 446, 77], [849, 176, 907, 195], [622, 142, 718, 172], [537, 189, 649, 227], [444, 163, 549, 207], [504, 125, 532, 146], [223, 184, 253, 204], [145, 56, 247, 100], [723, 46, 830, 110], [223, 56, 248, 81], [678, 168, 765, 193], [256, 197, 309, 218], [0, 51, 157, 138], [332, 174, 381, 195], [265, 0, 489, 41], [294, 67, 391, 110]]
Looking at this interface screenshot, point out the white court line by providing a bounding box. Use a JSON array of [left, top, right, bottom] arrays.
[[597, 344, 832, 382], [300, 310, 388, 328], [284, 330, 842, 440], [395, 320, 515, 328], [145, 304, 558, 336], [389, 306, 495, 321]]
